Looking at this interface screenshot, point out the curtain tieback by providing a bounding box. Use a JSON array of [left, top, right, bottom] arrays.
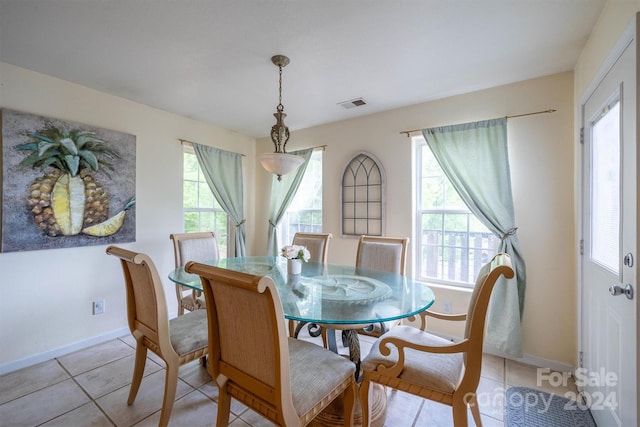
[[236, 219, 246, 227], [500, 227, 518, 242], [268, 220, 277, 227]]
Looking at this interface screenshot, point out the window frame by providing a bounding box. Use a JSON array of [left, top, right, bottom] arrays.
[[413, 136, 496, 288], [182, 146, 231, 257]]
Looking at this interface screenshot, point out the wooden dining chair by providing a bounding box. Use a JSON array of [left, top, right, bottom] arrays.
[[288, 232, 332, 339], [359, 253, 514, 427], [169, 231, 219, 315], [185, 261, 358, 427], [106, 246, 208, 427]]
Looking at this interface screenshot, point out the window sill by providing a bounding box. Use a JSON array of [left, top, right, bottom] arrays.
[[418, 281, 474, 294]]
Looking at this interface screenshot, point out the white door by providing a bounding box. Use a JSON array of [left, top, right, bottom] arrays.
[[580, 18, 637, 426]]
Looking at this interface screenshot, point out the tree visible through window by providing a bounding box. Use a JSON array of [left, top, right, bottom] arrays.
[[278, 150, 323, 246], [415, 136, 496, 286], [183, 149, 228, 257]]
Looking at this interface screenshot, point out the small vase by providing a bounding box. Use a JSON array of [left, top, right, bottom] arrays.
[[287, 258, 302, 275]]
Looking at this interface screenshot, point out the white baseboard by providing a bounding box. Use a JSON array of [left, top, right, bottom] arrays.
[[427, 331, 575, 374], [1, 311, 180, 376], [0, 327, 129, 376], [485, 347, 575, 374]]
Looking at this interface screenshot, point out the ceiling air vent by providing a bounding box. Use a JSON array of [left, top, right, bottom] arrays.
[[338, 98, 367, 109]]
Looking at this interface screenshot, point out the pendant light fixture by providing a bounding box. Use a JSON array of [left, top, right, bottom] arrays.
[[258, 55, 304, 181]]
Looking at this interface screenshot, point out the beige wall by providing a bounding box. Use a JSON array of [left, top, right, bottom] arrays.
[[575, 1, 640, 98], [0, 62, 256, 370], [3, 1, 637, 372], [256, 72, 577, 366]]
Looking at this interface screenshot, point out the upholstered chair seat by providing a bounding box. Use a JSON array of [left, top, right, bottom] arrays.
[[361, 326, 463, 394], [168, 310, 209, 355], [287, 338, 356, 421]]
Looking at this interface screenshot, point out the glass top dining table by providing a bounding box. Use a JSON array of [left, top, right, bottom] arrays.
[[168, 256, 435, 327]]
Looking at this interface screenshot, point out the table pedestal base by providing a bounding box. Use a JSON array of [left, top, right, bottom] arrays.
[[310, 383, 386, 427]]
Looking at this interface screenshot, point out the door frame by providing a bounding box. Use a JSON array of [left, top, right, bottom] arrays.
[[577, 13, 638, 415]]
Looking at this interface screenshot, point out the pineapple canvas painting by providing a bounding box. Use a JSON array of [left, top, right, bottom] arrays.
[[0, 109, 136, 252]]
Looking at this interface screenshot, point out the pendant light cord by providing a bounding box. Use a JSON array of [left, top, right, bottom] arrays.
[[277, 65, 284, 113]]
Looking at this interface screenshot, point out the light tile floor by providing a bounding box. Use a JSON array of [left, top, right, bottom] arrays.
[[0, 330, 577, 427]]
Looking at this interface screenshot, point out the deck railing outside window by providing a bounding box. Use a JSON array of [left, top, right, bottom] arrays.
[[419, 225, 497, 286]]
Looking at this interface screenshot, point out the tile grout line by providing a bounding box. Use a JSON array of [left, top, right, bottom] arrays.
[[0, 361, 71, 408], [410, 399, 426, 427], [56, 357, 119, 427]]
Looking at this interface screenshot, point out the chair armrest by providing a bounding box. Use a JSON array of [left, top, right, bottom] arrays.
[[408, 309, 467, 331], [374, 335, 469, 377], [380, 335, 469, 355]]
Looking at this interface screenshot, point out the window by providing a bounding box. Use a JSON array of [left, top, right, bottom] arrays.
[[183, 149, 229, 257], [414, 136, 496, 287], [590, 98, 620, 274], [277, 150, 323, 246]]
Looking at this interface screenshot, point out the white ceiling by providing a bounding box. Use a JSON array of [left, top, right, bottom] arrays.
[[0, 0, 605, 138]]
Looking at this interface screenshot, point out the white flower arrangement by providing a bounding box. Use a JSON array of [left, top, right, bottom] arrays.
[[280, 245, 311, 262]]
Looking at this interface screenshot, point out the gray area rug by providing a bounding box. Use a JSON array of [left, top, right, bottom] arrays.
[[505, 387, 597, 427]]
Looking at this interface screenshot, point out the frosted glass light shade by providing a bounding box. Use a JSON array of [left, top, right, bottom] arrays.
[[258, 152, 304, 180]]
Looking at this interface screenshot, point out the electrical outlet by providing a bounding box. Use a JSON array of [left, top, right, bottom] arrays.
[[443, 301, 452, 314], [93, 299, 105, 315]]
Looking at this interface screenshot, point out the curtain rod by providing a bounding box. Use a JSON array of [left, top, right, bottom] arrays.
[[399, 108, 557, 137], [179, 139, 326, 154], [178, 138, 246, 156], [255, 144, 327, 152], [302, 144, 327, 151]]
